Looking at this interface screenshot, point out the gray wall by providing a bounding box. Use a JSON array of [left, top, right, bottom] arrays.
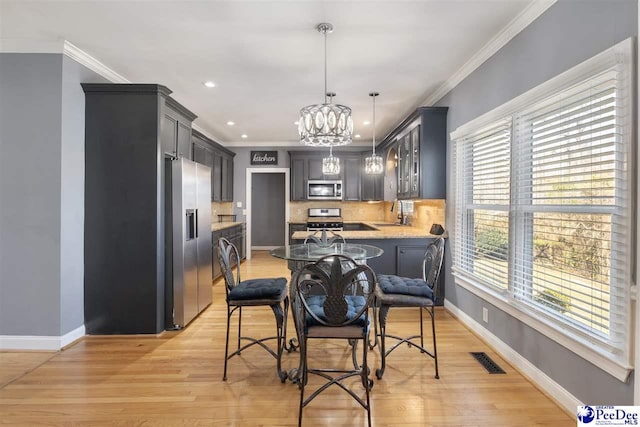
[[0, 53, 106, 339], [229, 147, 292, 219], [436, 0, 636, 404]]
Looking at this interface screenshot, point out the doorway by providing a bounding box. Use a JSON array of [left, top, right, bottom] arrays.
[[245, 168, 290, 259]]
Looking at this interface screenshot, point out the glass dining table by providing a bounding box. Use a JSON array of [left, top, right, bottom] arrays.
[[270, 242, 384, 383], [270, 242, 384, 273]]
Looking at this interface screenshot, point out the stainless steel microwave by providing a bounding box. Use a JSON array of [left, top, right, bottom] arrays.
[[307, 180, 342, 200]]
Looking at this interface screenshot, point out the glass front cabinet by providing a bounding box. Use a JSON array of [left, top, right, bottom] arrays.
[[382, 107, 448, 200]]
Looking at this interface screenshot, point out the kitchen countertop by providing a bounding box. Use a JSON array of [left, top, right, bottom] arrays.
[[211, 221, 244, 232], [292, 221, 446, 240]]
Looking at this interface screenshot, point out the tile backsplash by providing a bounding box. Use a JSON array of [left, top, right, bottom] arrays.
[[289, 201, 386, 222], [212, 202, 234, 221], [290, 200, 445, 232]]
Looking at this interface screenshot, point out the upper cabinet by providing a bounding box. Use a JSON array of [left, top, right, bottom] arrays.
[[161, 97, 197, 160], [192, 130, 235, 202], [289, 151, 381, 201], [381, 107, 448, 200], [361, 152, 384, 201]]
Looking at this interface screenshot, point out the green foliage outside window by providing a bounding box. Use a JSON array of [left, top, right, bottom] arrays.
[[534, 289, 571, 313], [475, 227, 508, 261]]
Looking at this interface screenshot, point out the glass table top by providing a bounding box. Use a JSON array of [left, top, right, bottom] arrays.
[[270, 243, 383, 262]]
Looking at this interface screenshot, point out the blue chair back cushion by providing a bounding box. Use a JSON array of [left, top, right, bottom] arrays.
[[305, 295, 367, 327], [377, 274, 434, 300], [228, 277, 287, 301]]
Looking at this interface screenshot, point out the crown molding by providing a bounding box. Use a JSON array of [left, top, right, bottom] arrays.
[[223, 140, 371, 148], [0, 38, 130, 83], [421, 0, 557, 106], [62, 40, 129, 83], [192, 124, 227, 145]]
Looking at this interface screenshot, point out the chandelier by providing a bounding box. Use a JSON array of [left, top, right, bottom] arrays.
[[364, 92, 384, 174], [299, 23, 353, 147], [322, 146, 340, 175]]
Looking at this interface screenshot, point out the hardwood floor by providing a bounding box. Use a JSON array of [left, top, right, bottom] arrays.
[[0, 251, 573, 426]]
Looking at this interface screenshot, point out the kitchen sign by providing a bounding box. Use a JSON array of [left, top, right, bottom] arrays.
[[250, 151, 278, 165]]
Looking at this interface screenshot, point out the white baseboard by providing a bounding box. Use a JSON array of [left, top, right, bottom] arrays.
[[444, 300, 581, 415], [0, 325, 85, 351]]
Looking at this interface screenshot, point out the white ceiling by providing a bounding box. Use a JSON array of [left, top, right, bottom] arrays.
[[1, 0, 542, 147]]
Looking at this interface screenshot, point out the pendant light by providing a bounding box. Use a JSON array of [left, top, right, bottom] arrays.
[[321, 92, 341, 175], [298, 23, 353, 147], [322, 145, 340, 175], [364, 92, 384, 174]]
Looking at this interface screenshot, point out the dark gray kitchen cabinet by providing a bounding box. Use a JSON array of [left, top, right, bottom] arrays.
[[342, 156, 361, 201], [361, 153, 384, 201], [308, 157, 325, 180], [290, 158, 307, 201], [222, 155, 234, 201], [212, 152, 222, 201], [380, 107, 448, 200], [289, 223, 307, 241], [397, 245, 426, 278], [192, 134, 215, 201], [82, 83, 197, 334], [289, 151, 373, 201], [161, 98, 195, 160], [191, 130, 235, 202]]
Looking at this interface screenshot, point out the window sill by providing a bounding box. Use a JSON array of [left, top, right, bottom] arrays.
[[453, 272, 633, 382]]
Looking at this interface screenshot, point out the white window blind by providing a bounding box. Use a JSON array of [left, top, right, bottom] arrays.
[[453, 118, 512, 290], [451, 38, 633, 374], [512, 67, 631, 352]]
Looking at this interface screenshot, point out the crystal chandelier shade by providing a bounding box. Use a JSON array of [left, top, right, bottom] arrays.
[[299, 23, 353, 147], [364, 92, 384, 174], [322, 146, 341, 175], [299, 103, 353, 146]]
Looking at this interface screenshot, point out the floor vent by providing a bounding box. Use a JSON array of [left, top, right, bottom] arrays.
[[471, 352, 506, 374]]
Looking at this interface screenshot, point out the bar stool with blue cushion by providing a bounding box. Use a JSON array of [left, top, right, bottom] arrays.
[[374, 237, 445, 380], [292, 254, 376, 427], [218, 237, 289, 382]]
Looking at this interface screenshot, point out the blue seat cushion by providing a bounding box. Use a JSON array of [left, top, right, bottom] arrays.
[[305, 295, 367, 327], [377, 274, 433, 299], [228, 277, 287, 301]]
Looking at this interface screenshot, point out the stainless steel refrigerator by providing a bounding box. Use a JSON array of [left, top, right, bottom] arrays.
[[166, 158, 212, 329]]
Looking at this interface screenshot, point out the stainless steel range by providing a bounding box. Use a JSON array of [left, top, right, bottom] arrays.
[[306, 208, 344, 231]]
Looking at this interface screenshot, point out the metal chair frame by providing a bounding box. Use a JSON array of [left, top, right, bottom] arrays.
[[218, 237, 289, 382], [375, 237, 445, 380], [292, 254, 376, 427]]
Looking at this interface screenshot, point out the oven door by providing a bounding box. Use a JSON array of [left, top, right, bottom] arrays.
[[307, 180, 342, 200]]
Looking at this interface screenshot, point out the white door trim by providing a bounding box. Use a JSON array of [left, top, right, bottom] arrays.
[[245, 168, 290, 260]]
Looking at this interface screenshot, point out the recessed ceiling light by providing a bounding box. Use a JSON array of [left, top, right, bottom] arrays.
[[203, 81, 216, 88], [363, 121, 370, 125], [355, 134, 361, 138], [241, 134, 248, 139], [227, 121, 235, 126]]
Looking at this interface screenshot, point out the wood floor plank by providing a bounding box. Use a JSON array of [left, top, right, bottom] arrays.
[[0, 251, 574, 426]]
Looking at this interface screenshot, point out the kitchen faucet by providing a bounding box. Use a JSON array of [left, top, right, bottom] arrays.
[[393, 199, 408, 225]]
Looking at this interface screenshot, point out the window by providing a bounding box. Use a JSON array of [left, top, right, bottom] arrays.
[[451, 38, 633, 379]]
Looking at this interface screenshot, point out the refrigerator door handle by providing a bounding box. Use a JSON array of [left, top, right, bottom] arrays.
[[186, 209, 196, 241], [195, 209, 199, 238]]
